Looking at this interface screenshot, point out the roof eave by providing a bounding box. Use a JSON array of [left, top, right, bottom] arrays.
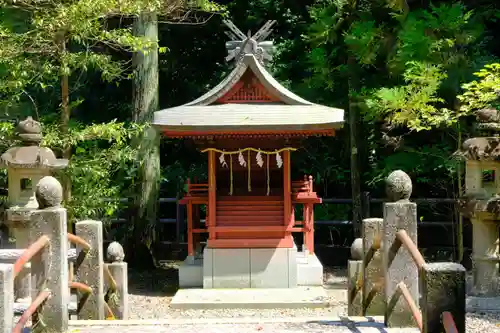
[[154, 121, 344, 136]]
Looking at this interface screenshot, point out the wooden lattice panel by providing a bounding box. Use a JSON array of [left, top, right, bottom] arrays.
[[217, 71, 280, 103]]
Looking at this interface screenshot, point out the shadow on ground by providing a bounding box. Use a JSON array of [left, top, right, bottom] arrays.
[[128, 261, 180, 297], [324, 266, 348, 290], [127, 263, 348, 297], [307, 317, 389, 333]]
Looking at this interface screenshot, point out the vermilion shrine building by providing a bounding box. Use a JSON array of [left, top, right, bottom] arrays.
[[153, 35, 344, 289]]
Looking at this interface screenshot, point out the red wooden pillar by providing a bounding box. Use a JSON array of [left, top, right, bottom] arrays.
[[308, 176, 315, 254], [193, 204, 200, 253], [307, 203, 315, 254], [303, 204, 309, 253], [208, 150, 217, 242], [187, 202, 193, 256], [283, 150, 293, 245]]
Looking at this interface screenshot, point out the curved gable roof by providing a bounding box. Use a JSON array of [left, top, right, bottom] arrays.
[[153, 54, 344, 137], [185, 54, 311, 106]]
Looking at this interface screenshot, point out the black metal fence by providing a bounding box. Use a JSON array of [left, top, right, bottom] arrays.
[[108, 193, 471, 266]]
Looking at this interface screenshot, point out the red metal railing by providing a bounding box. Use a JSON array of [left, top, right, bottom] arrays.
[[11, 232, 99, 332], [6, 223, 119, 332], [68, 233, 91, 250], [442, 311, 459, 333], [12, 290, 51, 333], [103, 264, 117, 320], [11, 235, 52, 333], [393, 230, 425, 332], [67, 233, 116, 319], [397, 281, 423, 331], [13, 235, 50, 277]]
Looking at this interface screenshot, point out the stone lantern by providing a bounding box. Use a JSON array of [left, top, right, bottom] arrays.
[[459, 108, 500, 296], [0, 116, 68, 301]]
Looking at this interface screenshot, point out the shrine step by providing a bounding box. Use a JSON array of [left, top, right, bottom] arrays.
[[170, 286, 329, 309]]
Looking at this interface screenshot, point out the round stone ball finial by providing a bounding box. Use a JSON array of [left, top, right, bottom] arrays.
[[385, 170, 412, 202], [35, 176, 63, 209], [350, 238, 363, 260], [107, 241, 125, 263]]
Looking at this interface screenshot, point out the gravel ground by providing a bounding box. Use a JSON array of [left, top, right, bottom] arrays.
[[126, 263, 500, 332], [467, 313, 500, 333], [69, 322, 419, 333], [128, 264, 348, 319]]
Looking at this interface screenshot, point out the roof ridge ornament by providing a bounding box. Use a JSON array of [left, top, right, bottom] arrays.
[[223, 19, 276, 66]]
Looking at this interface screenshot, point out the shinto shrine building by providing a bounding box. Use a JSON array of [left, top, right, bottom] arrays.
[[153, 34, 344, 289]]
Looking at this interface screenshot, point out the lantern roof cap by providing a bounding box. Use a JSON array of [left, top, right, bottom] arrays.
[[0, 117, 69, 170]]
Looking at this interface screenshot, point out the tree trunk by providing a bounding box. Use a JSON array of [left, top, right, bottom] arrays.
[[129, 12, 160, 268], [347, 55, 363, 238], [58, 33, 73, 232], [456, 123, 464, 263]]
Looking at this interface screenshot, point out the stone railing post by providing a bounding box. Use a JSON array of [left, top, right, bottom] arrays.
[[421, 263, 466, 333], [362, 217, 384, 315], [29, 176, 69, 332], [7, 214, 32, 302], [105, 242, 128, 319], [347, 238, 363, 316], [382, 170, 418, 328], [75, 220, 104, 320], [0, 263, 14, 333]]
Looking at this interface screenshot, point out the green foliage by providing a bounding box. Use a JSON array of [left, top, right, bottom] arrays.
[[0, 119, 145, 222], [365, 61, 455, 131], [0, 0, 224, 107], [0, 0, 222, 225], [298, 0, 499, 195], [390, 3, 481, 73], [368, 143, 459, 186], [458, 63, 500, 113]]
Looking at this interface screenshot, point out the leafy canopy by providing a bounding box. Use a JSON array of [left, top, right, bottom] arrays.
[[0, 0, 222, 109], [0, 0, 223, 223], [458, 63, 500, 113]]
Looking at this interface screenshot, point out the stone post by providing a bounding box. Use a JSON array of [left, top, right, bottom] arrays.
[[0, 264, 14, 333], [347, 238, 363, 316], [382, 170, 419, 328], [29, 176, 69, 332], [421, 263, 466, 333], [105, 242, 128, 319], [75, 220, 104, 320], [10, 222, 31, 302], [471, 218, 499, 295], [362, 217, 384, 315]]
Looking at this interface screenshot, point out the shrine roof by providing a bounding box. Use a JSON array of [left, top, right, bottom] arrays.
[[153, 53, 344, 137]]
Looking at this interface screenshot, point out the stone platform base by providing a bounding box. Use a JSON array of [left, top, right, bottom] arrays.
[[178, 248, 323, 288], [297, 250, 323, 286], [170, 286, 329, 309], [467, 296, 500, 312]]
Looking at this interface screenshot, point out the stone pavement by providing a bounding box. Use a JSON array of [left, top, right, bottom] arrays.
[[68, 317, 420, 333], [170, 286, 329, 309]]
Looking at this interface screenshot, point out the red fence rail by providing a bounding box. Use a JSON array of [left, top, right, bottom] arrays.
[[11, 235, 52, 333], [442, 311, 459, 333], [12, 290, 51, 333]]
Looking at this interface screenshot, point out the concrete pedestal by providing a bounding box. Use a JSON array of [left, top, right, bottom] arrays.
[[203, 247, 298, 288], [296, 251, 323, 286], [178, 248, 323, 289], [179, 256, 203, 288]]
